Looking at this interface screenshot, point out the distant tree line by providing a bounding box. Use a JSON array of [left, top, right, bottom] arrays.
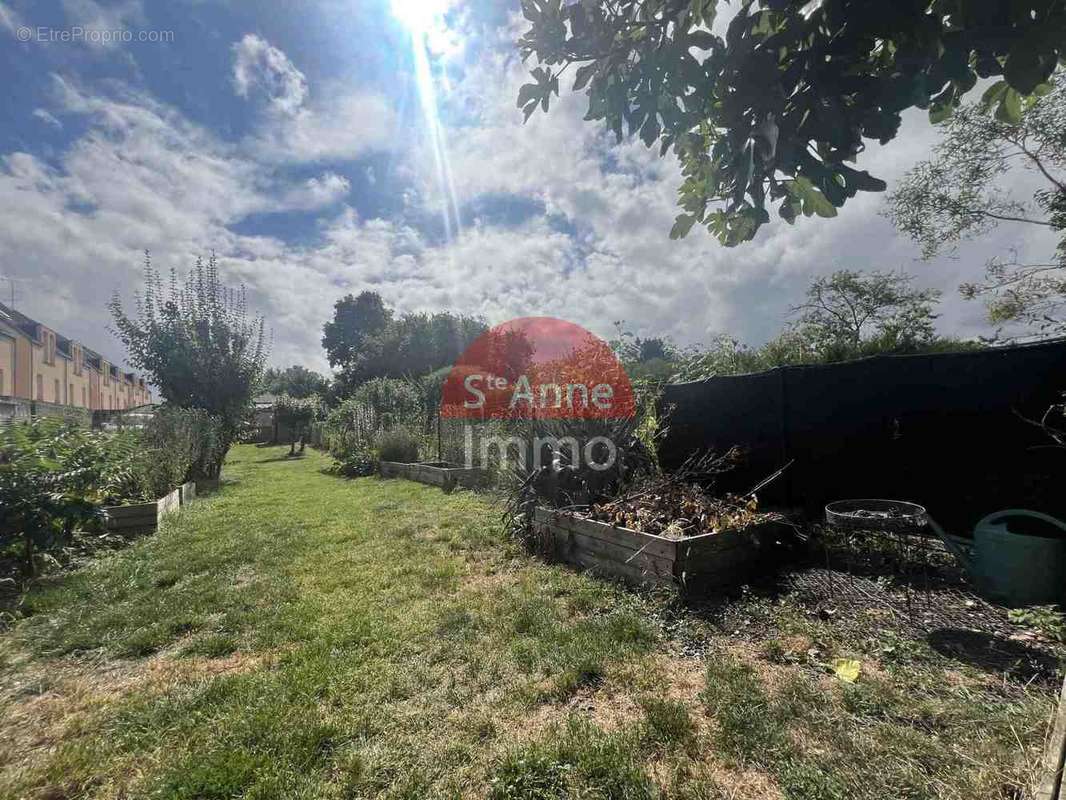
[[613, 269, 980, 383], [321, 291, 487, 395]]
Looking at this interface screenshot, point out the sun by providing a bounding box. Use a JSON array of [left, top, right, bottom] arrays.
[[390, 0, 448, 33]]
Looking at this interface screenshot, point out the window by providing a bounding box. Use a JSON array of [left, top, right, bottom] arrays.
[[0, 368, 4, 395], [36, 374, 43, 400], [44, 332, 56, 365], [69, 384, 74, 406], [54, 379, 60, 404], [81, 386, 86, 407]]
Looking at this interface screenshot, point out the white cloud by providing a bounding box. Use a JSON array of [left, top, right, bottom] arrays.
[[232, 33, 308, 116], [0, 2, 25, 36], [279, 172, 350, 210], [3, 16, 1060, 381], [60, 0, 145, 48], [32, 108, 63, 128], [405, 43, 1061, 348], [230, 34, 396, 163], [249, 89, 398, 163]]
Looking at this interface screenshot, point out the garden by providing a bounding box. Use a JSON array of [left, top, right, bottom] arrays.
[[1, 444, 1062, 800], [1, 258, 1064, 798]]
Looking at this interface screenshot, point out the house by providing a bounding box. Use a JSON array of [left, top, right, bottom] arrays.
[[0, 301, 152, 414]]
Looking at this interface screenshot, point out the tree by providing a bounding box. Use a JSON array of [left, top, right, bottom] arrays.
[[791, 270, 942, 356], [888, 73, 1066, 337], [110, 253, 269, 475], [517, 0, 1065, 246], [261, 365, 329, 399], [669, 270, 963, 380], [322, 292, 392, 369], [325, 295, 487, 392], [274, 395, 318, 455]]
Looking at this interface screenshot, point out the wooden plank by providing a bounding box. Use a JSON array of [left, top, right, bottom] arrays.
[[1036, 675, 1066, 800], [534, 508, 677, 560], [379, 461, 403, 478], [551, 529, 675, 588], [106, 517, 157, 531], [180, 481, 196, 504], [158, 489, 181, 519], [103, 502, 158, 519], [555, 528, 676, 579]]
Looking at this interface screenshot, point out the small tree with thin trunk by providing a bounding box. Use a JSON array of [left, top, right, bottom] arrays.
[[791, 270, 942, 357], [887, 73, 1066, 338], [109, 252, 269, 477], [274, 395, 317, 455]]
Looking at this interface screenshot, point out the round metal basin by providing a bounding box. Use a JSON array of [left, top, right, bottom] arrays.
[[825, 499, 928, 533]]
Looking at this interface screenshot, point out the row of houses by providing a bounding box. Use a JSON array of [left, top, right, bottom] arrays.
[[0, 301, 152, 415]]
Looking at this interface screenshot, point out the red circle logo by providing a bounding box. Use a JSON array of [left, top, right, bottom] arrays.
[[441, 317, 635, 420]]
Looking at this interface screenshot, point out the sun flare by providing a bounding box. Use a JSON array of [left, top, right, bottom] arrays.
[[390, 0, 448, 33]]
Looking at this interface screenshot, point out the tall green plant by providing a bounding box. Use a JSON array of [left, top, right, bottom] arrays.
[[0, 420, 106, 573], [109, 252, 269, 476]]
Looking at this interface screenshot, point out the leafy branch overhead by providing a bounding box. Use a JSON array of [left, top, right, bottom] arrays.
[[517, 0, 1066, 246]]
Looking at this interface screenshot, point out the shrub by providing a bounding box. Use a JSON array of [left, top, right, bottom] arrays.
[[106, 407, 225, 502], [331, 448, 377, 478], [353, 377, 422, 428], [0, 419, 111, 572], [374, 428, 420, 464]]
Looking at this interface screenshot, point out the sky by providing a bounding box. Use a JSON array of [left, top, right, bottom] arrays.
[[0, 0, 1060, 375]]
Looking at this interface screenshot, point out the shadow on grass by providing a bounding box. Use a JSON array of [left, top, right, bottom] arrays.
[[927, 628, 1062, 682], [257, 454, 306, 464]]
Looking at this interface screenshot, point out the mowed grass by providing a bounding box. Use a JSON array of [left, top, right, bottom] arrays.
[[0, 445, 1058, 799]]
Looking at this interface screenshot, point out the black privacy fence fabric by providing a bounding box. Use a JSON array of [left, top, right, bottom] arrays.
[[657, 339, 1066, 532]]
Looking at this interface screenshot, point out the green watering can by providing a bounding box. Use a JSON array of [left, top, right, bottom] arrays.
[[929, 510, 1066, 607]]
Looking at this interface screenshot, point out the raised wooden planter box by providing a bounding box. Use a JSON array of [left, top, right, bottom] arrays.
[[533, 507, 784, 595], [101, 484, 190, 534], [379, 461, 484, 492]]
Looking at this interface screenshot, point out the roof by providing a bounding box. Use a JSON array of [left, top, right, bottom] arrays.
[[0, 300, 137, 380]]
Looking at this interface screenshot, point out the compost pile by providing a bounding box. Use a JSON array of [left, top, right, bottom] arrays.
[[585, 473, 777, 539]]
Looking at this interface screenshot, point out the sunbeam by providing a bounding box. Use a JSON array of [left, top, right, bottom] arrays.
[[392, 0, 462, 242]]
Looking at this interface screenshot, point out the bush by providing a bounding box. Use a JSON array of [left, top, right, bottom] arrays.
[[0, 409, 224, 575], [321, 378, 431, 470], [0, 419, 114, 572], [105, 407, 224, 502], [331, 448, 377, 478], [374, 428, 420, 464]]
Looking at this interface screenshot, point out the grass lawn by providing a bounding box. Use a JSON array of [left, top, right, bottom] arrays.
[[0, 444, 1060, 799]]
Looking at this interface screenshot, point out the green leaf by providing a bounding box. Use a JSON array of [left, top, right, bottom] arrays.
[[669, 214, 697, 240], [779, 198, 797, 224], [995, 88, 1022, 124], [517, 83, 539, 109], [839, 166, 887, 194], [689, 31, 716, 50], [572, 62, 597, 92], [1003, 46, 1057, 96], [980, 80, 1008, 111]]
